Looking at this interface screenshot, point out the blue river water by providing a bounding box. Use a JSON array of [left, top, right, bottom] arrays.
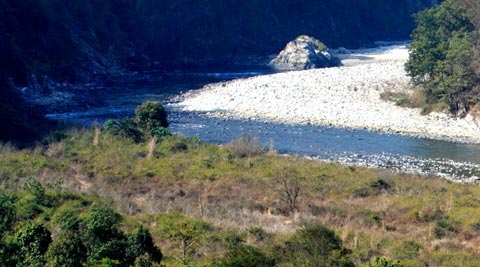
[[46, 69, 480, 182]]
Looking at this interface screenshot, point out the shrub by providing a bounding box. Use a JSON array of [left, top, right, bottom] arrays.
[[281, 224, 354, 267], [103, 119, 144, 143], [151, 127, 171, 141], [13, 221, 52, 267], [0, 192, 16, 235], [216, 244, 276, 267], [135, 102, 169, 136], [434, 218, 459, 239], [126, 226, 162, 265], [46, 231, 87, 267], [23, 177, 45, 204], [228, 135, 264, 158], [369, 179, 391, 191], [365, 257, 404, 267]]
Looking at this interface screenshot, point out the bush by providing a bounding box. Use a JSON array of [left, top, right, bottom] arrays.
[[365, 257, 404, 267], [151, 127, 171, 141], [126, 226, 162, 265], [216, 244, 275, 267], [369, 179, 391, 191], [228, 135, 264, 158], [0, 192, 16, 235], [103, 119, 144, 143], [135, 102, 169, 136], [13, 221, 52, 267], [281, 224, 354, 267], [46, 231, 87, 267], [434, 218, 459, 239]]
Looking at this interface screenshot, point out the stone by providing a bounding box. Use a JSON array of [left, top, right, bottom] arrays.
[[269, 35, 338, 71]]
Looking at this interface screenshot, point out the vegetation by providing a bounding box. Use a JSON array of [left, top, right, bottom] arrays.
[[0, 189, 162, 267], [406, 0, 480, 115], [2, 124, 480, 266], [0, 0, 435, 85], [135, 101, 170, 139], [103, 101, 170, 143]]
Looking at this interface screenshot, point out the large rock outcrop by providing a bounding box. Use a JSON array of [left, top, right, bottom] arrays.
[[269, 36, 337, 70]]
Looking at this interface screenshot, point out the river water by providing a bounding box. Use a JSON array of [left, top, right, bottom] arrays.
[[46, 68, 480, 183]]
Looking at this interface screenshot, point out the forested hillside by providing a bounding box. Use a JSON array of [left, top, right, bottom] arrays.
[[0, 0, 436, 83]]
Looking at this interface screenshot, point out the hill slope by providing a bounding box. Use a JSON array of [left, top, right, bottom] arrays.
[[0, 0, 436, 83]]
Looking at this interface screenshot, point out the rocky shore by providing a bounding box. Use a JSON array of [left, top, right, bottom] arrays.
[[176, 45, 480, 144]]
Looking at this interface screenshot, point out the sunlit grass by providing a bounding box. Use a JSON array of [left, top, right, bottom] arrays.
[[2, 128, 480, 266]]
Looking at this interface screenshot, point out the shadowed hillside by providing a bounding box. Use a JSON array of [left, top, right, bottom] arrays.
[[0, 0, 437, 83]]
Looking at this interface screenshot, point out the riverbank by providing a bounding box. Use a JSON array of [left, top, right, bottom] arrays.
[[176, 45, 480, 143]]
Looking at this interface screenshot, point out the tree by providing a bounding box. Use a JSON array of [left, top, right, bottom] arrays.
[[135, 101, 169, 136], [405, 0, 478, 115], [13, 221, 52, 267], [276, 176, 301, 216], [162, 213, 210, 265], [0, 192, 16, 235], [126, 226, 163, 265], [83, 204, 127, 264], [46, 231, 87, 267], [280, 225, 354, 267]]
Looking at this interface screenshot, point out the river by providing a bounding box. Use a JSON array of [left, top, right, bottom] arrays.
[[46, 67, 480, 183]]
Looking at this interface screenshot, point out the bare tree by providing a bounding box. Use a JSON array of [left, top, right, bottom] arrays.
[[276, 176, 301, 216]]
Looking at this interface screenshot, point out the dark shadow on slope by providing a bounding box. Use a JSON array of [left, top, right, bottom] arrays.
[[0, 78, 61, 147]]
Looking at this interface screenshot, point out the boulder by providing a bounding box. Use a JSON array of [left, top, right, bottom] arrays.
[[269, 35, 338, 71]]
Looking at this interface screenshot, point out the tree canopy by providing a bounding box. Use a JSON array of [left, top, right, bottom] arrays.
[[405, 0, 479, 116]]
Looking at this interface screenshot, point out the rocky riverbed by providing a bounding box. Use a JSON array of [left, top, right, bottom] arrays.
[[176, 44, 480, 144]]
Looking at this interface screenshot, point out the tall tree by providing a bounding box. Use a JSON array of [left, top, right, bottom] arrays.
[[405, 0, 479, 115]]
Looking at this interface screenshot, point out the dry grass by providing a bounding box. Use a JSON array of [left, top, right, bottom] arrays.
[[2, 129, 480, 266]]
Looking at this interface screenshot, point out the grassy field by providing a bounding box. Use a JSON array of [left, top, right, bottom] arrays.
[[1, 128, 480, 266]]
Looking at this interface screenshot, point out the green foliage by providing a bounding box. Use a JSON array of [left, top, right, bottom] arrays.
[[46, 231, 87, 267], [135, 101, 169, 136], [103, 119, 145, 143], [369, 178, 391, 191], [126, 226, 163, 264], [5, 128, 480, 266], [433, 217, 459, 239], [0, 192, 16, 235], [85, 204, 124, 243], [102, 101, 170, 143], [390, 240, 422, 260], [161, 213, 211, 264], [83, 204, 128, 264], [13, 221, 52, 267], [0, 187, 163, 267], [281, 224, 354, 267], [365, 257, 404, 267], [152, 127, 172, 141], [406, 0, 479, 114], [216, 244, 276, 267], [23, 177, 45, 199], [50, 201, 83, 231]]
